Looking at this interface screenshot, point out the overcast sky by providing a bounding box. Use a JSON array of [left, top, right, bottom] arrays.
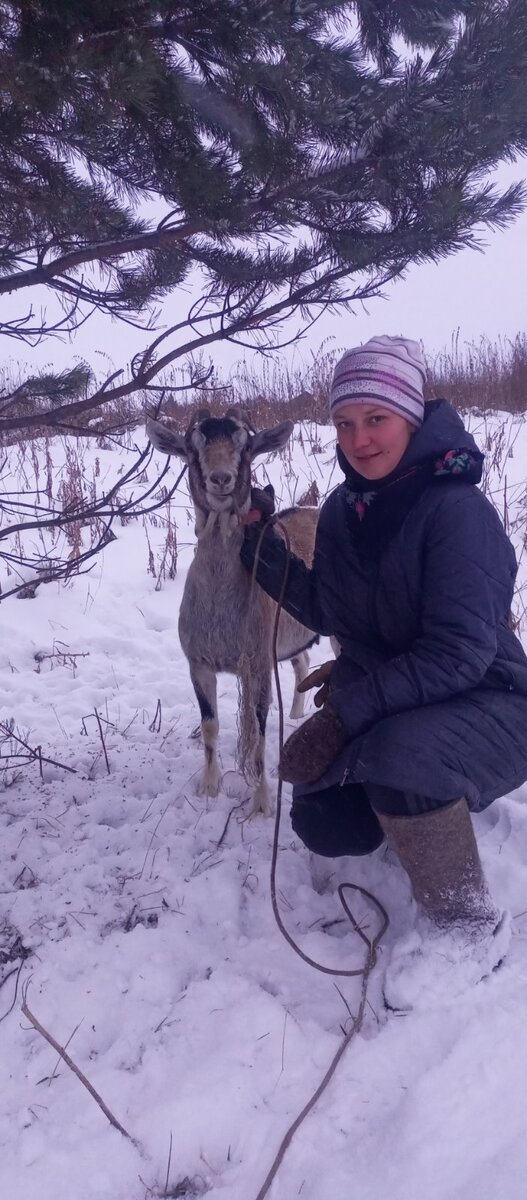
[[3, 161, 526, 386], [308, 163, 527, 359]]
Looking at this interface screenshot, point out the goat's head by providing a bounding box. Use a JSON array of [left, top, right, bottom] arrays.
[[146, 407, 293, 521]]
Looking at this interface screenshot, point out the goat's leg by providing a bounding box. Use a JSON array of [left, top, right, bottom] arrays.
[[244, 673, 273, 817], [289, 649, 310, 719], [189, 662, 221, 797]]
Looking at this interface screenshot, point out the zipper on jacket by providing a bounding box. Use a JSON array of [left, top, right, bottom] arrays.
[[365, 562, 390, 718], [366, 563, 379, 639]]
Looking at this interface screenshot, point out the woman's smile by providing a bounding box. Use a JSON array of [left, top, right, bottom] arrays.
[[334, 403, 414, 479]]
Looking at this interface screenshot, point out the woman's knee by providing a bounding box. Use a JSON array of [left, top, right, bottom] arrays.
[[291, 785, 384, 858]]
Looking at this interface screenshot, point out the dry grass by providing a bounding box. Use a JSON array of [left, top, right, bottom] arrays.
[[426, 332, 527, 415], [160, 332, 527, 429], [2, 334, 526, 438]]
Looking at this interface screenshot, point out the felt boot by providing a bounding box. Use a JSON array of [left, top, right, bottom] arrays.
[[374, 798, 510, 1011]]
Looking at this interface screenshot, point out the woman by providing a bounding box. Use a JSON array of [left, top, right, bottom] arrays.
[[241, 335, 527, 1010]]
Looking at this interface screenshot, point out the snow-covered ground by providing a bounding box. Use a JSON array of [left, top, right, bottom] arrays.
[[2, 413, 527, 1200]]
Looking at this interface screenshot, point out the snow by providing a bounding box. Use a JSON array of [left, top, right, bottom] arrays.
[[1, 414, 527, 1200]]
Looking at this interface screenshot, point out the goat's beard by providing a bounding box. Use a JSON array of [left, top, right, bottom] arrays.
[[193, 487, 251, 541], [196, 506, 244, 543]]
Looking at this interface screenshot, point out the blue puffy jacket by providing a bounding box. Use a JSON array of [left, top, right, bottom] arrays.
[[241, 401, 527, 809]]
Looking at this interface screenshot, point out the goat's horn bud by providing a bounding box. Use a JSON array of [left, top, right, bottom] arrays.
[[185, 406, 210, 435], [224, 404, 252, 429]]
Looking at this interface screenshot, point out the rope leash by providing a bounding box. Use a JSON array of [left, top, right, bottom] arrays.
[[246, 517, 389, 1200]]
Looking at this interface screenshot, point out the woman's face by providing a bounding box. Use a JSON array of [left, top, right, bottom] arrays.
[[334, 404, 415, 480]]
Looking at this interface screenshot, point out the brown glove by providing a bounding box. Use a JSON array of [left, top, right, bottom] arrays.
[[279, 702, 348, 785], [296, 659, 334, 708]]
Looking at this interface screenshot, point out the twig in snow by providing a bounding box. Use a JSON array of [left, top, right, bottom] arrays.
[[94, 708, 111, 774], [13, 863, 37, 888], [34, 650, 90, 673], [215, 801, 245, 848], [164, 1131, 173, 1196], [0, 722, 77, 776], [121, 709, 140, 737], [21, 982, 135, 1142], [333, 983, 355, 1035], [47, 1018, 84, 1087], [271, 1010, 289, 1095], [148, 699, 162, 733], [188, 853, 223, 879], [137, 799, 172, 880], [160, 717, 181, 749], [281, 1010, 288, 1074], [0, 960, 25, 1023]]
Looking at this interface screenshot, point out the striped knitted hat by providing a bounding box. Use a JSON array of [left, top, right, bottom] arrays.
[[330, 335, 426, 427]]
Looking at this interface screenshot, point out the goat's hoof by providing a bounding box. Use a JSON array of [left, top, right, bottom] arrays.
[[196, 773, 221, 798], [245, 803, 273, 820], [245, 792, 274, 819]]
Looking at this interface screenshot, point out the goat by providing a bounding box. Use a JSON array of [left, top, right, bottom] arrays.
[[146, 407, 319, 814]]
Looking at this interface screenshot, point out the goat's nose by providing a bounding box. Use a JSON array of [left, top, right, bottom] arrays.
[[209, 470, 233, 488]]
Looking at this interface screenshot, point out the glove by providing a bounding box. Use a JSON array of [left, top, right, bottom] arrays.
[[239, 484, 277, 574], [279, 702, 348, 785], [296, 659, 334, 708]]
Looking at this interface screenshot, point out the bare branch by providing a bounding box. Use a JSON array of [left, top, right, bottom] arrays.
[[94, 709, 111, 775], [21, 984, 135, 1142], [0, 723, 77, 775]]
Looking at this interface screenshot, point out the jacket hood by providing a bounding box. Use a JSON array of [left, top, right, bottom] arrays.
[[336, 399, 484, 486]]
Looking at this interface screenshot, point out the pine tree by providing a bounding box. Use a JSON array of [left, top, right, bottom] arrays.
[[1, 0, 527, 429]]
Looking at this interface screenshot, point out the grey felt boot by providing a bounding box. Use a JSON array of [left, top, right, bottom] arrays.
[[374, 799, 510, 1010], [376, 797, 498, 928]]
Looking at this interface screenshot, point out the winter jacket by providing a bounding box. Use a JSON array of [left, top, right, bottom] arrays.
[[241, 401, 527, 809]]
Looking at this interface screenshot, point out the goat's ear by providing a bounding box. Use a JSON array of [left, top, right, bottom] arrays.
[[249, 420, 294, 460], [146, 417, 187, 459]]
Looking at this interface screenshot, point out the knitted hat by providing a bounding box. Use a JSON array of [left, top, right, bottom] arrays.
[[330, 335, 427, 427]]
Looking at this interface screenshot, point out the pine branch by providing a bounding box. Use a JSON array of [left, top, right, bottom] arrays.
[[0, 261, 398, 435], [0, 0, 526, 408]]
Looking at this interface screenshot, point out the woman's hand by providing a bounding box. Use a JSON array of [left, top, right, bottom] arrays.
[[239, 484, 276, 529], [296, 659, 334, 708]]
